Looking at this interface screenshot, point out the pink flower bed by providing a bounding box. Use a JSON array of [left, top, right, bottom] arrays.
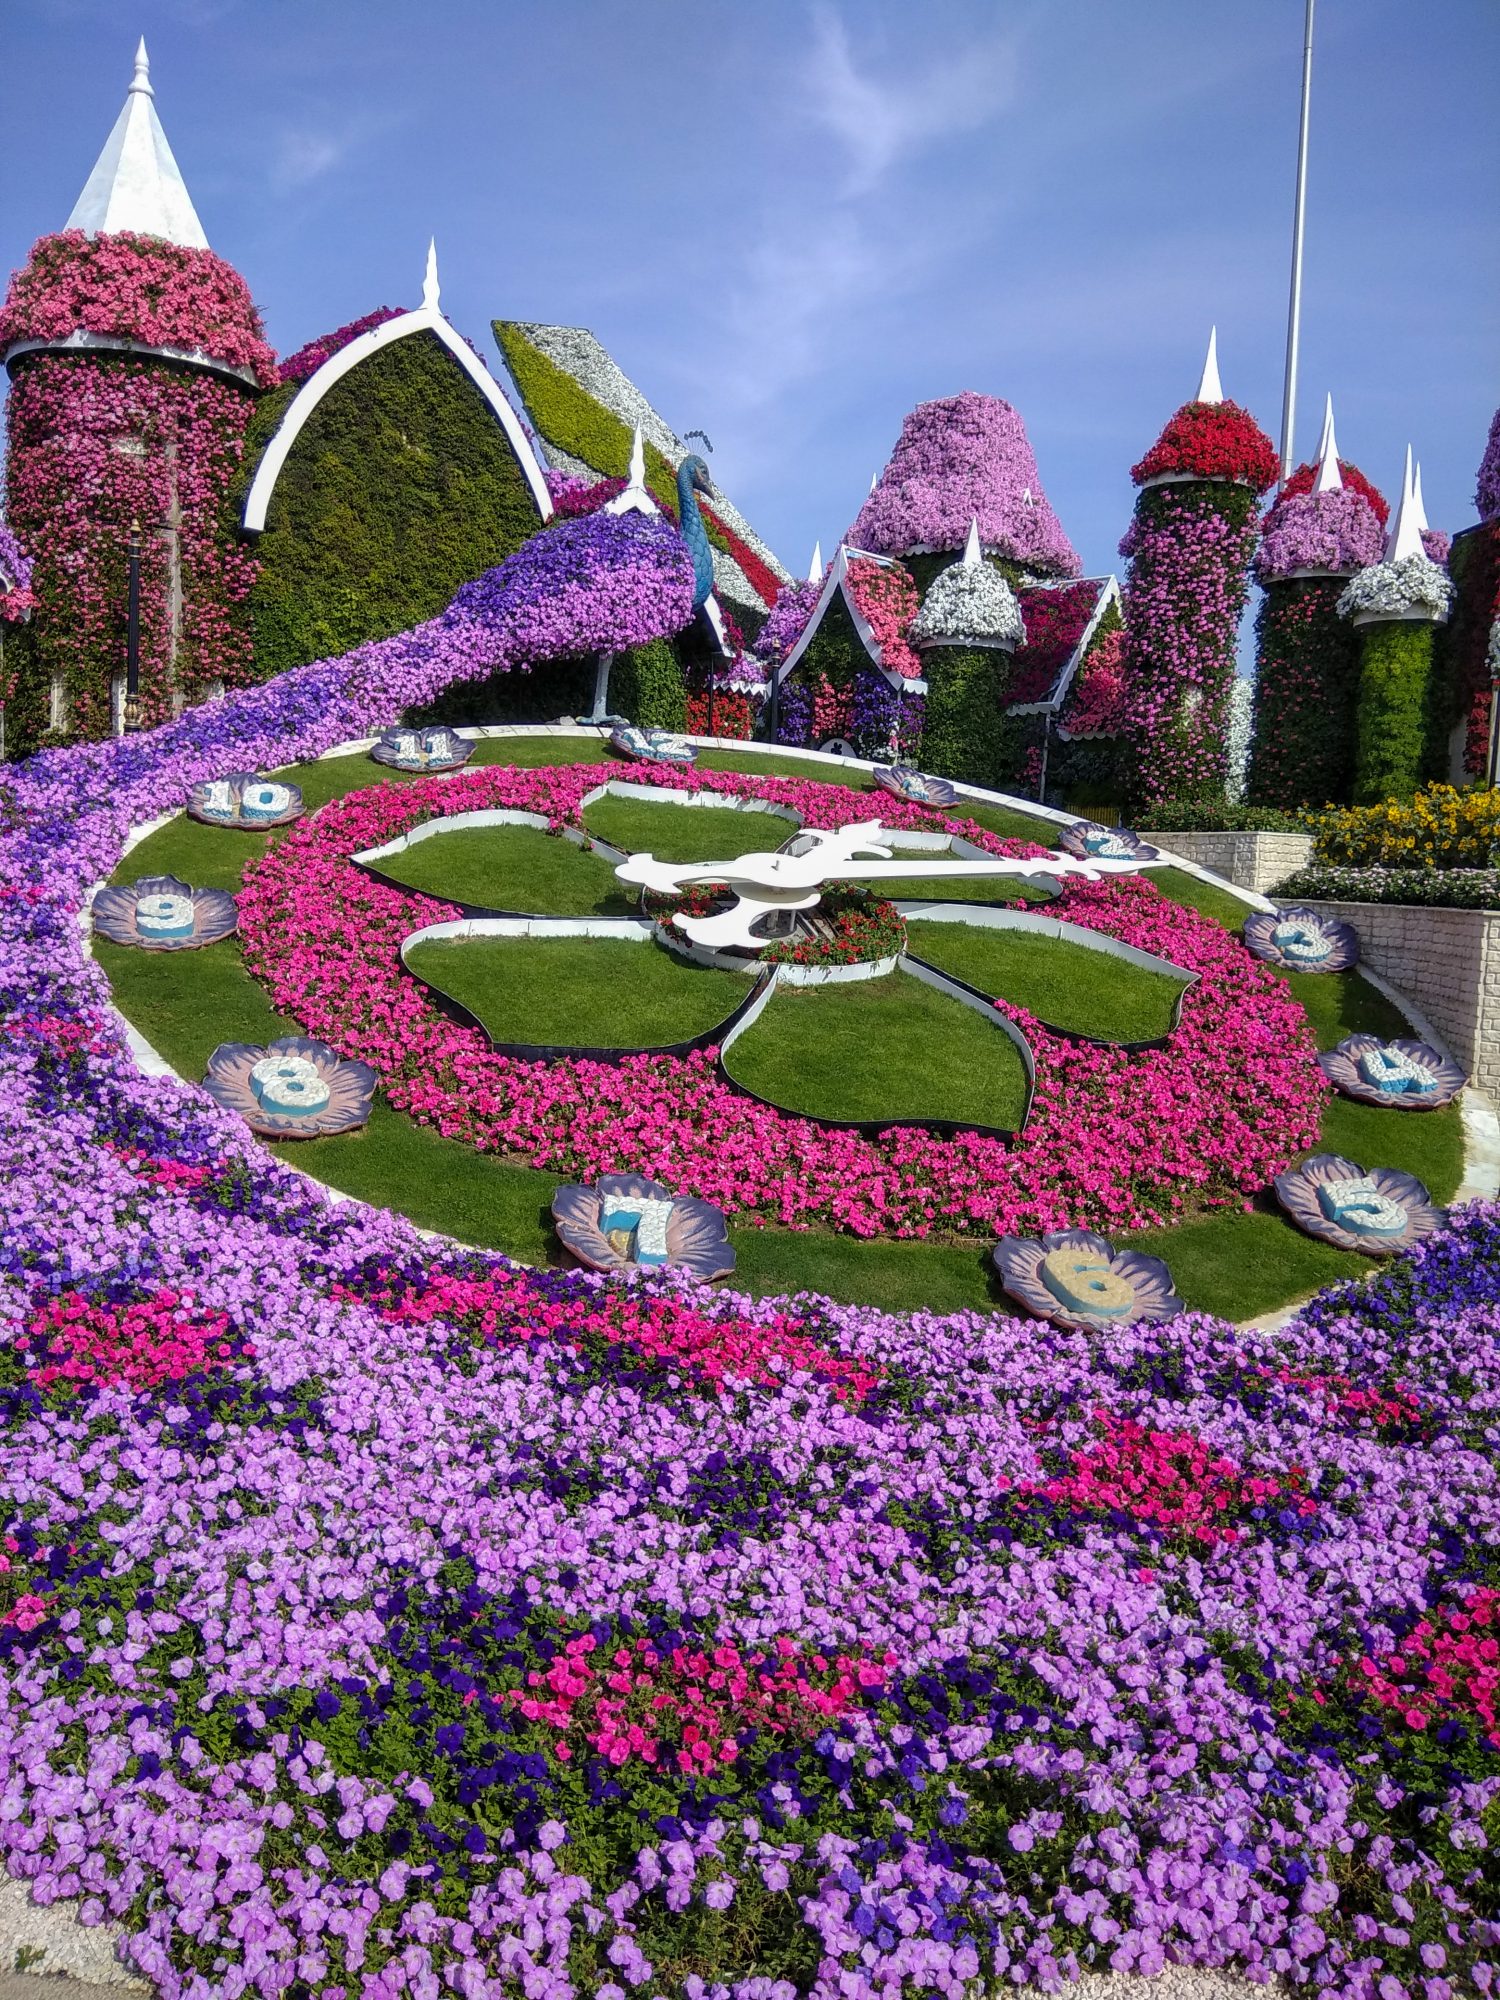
[[237, 764, 1326, 1240], [844, 558, 923, 680]]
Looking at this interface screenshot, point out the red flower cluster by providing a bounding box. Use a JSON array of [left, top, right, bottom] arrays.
[[18, 1287, 252, 1394], [1278, 455, 1390, 528], [509, 1629, 895, 1773], [685, 690, 754, 739], [1131, 401, 1279, 492], [1014, 1410, 1316, 1547], [1006, 580, 1106, 706], [0, 231, 277, 385], [278, 307, 405, 386], [1356, 1589, 1500, 1747], [761, 888, 905, 968]]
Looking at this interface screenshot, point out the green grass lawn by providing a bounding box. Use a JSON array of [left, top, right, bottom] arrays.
[[723, 971, 1031, 1129], [581, 793, 795, 862], [904, 921, 1189, 1043], [371, 825, 635, 915], [404, 934, 749, 1048], [92, 741, 1475, 1324], [870, 873, 1055, 907]]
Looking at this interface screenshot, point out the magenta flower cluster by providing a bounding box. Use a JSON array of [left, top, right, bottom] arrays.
[[1256, 486, 1386, 582], [848, 393, 1080, 578], [0, 522, 35, 629], [1475, 407, 1500, 522], [278, 308, 405, 387]]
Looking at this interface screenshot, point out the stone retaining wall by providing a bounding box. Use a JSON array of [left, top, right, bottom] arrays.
[[1294, 898, 1500, 1096], [1150, 829, 1312, 895]]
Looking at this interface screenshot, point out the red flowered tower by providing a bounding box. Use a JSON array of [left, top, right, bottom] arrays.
[[1118, 331, 1278, 808], [0, 42, 276, 752]]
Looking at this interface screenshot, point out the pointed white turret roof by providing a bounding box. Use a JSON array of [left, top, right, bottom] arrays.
[[66, 40, 208, 249], [962, 515, 983, 566], [806, 541, 824, 585], [422, 238, 441, 312], [1411, 461, 1430, 535], [1195, 326, 1223, 405], [1386, 447, 1426, 563], [1312, 398, 1343, 494]]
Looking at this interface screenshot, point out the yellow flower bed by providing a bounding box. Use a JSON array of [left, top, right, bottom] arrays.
[[1307, 785, 1500, 869]]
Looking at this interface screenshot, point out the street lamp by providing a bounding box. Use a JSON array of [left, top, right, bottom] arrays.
[[123, 517, 142, 732]]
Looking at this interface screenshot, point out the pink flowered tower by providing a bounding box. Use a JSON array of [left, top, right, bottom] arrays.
[[0, 42, 275, 752]]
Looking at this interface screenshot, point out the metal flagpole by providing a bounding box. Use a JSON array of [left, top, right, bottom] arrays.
[[1279, 0, 1317, 480]]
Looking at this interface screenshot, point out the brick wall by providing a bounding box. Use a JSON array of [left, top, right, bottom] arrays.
[[1150, 830, 1313, 895], [1294, 900, 1500, 1096]]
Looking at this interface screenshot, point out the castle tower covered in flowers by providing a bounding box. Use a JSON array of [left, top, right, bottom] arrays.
[[1247, 398, 1388, 807], [0, 42, 275, 751], [1118, 333, 1278, 809]]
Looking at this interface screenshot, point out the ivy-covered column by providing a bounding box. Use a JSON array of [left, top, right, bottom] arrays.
[[909, 521, 1025, 785], [1338, 454, 1455, 804], [1118, 341, 1278, 809], [1247, 414, 1386, 806]]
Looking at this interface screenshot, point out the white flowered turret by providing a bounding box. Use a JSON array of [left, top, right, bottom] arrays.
[[66, 40, 209, 248], [1338, 448, 1453, 627], [909, 517, 1026, 652]]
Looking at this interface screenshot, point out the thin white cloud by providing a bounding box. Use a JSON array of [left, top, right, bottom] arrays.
[[803, 5, 1019, 195], [270, 127, 348, 194]]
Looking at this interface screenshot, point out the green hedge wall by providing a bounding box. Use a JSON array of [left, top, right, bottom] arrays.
[[238, 330, 544, 686], [408, 654, 598, 730], [1248, 578, 1361, 808], [1353, 619, 1436, 805], [921, 646, 1015, 789], [610, 639, 686, 732]]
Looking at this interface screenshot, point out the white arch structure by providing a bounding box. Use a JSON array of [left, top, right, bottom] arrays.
[[241, 242, 554, 534]]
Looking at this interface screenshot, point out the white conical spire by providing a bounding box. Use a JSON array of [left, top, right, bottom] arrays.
[[422, 238, 441, 312], [806, 541, 824, 585], [962, 515, 983, 567], [1386, 446, 1426, 563], [605, 426, 656, 516], [1312, 397, 1343, 494], [870, 471, 879, 494], [627, 425, 646, 490], [1411, 461, 1430, 535], [1194, 326, 1223, 405], [66, 40, 208, 249]]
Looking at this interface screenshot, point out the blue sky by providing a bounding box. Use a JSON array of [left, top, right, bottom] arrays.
[[3, 0, 1496, 584]]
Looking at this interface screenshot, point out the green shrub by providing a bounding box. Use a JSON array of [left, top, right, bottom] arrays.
[[1247, 577, 1362, 807], [238, 329, 544, 687], [408, 654, 598, 729], [610, 638, 686, 731], [1273, 864, 1500, 910], [921, 646, 1014, 789], [1135, 801, 1306, 833], [1352, 619, 1436, 805]]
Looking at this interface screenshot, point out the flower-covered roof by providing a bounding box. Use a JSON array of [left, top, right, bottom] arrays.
[[1337, 554, 1455, 624], [909, 525, 1025, 651], [1132, 399, 1279, 492], [1476, 408, 1500, 523], [1005, 576, 1119, 714], [847, 391, 1080, 578], [0, 229, 277, 386], [1279, 455, 1390, 527], [1257, 487, 1386, 581], [494, 321, 790, 617], [771, 549, 924, 690], [278, 308, 405, 387]]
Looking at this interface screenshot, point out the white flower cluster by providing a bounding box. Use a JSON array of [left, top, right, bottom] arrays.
[[1226, 674, 1253, 803], [1336, 554, 1455, 623], [910, 560, 1025, 651], [1486, 615, 1500, 680]]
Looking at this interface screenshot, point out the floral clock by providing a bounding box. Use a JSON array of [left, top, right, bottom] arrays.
[[1056, 820, 1161, 864], [202, 1036, 377, 1140], [609, 724, 697, 767], [1243, 906, 1359, 973], [873, 765, 958, 810], [91, 874, 238, 952], [1272, 1153, 1443, 1254], [992, 1229, 1183, 1330], [1319, 1035, 1465, 1111], [369, 727, 474, 774], [551, 1173, 735, 1280], [187, 772, 304, 831]]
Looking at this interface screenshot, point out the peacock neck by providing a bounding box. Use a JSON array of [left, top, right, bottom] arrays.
[[676, 462, 715, 610]]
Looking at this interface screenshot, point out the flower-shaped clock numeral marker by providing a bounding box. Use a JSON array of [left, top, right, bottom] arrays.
[[1273, 1153, 1443, 1254], [370, 727, 474, 774], [609, 724, 697, 767], [1055, 820, 1160, 864], [1243, 906, 1359, 973], [202, 1036, 376, 1139], [552, 1173, 735, 1280], [188, 772, 304, 830], [873, 765, 958, 810], [92, 874, 238, 952], [1320, 1035, 1465, 1111], [993, 1228, 1183, 1330]]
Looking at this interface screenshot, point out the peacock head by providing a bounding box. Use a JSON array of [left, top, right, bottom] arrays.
[[680, 454, 715, 499]]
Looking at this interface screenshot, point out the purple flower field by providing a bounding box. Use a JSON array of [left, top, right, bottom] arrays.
[[1, 517, 1498, 1997]]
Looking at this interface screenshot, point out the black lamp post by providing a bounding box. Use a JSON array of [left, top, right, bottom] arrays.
[[122, 517, 143, 732], [1487, 656, 1500, 792], [766, 665, 780, 746]]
